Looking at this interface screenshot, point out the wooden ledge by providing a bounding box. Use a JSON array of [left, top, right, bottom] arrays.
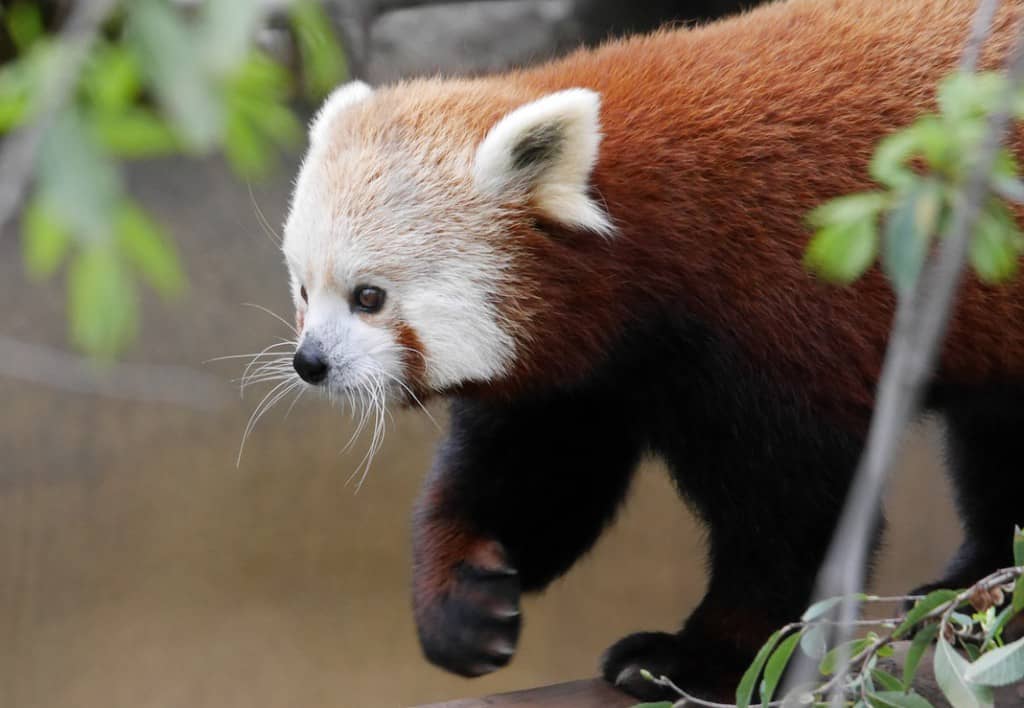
[[416, 678, 634, 707], [415, 670, 1024, 708]]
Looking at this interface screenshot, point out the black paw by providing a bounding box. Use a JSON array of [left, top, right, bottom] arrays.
[[602, 632, 686, 701], [601, 631, 748, 702], [415, 561, 521, 678]]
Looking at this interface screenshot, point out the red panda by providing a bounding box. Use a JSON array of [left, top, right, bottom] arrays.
[[280, 0, 1024, 700]]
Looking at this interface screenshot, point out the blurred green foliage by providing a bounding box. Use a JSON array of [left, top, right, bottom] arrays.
[[0, 0, 346, 358], [806, 70, 1024, 293]]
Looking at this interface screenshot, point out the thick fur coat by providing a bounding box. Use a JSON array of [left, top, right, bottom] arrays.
[[281, 0, 1024, 699]]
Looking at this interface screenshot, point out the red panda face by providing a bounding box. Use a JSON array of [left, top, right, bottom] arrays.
[[282, 80, 613, 405]]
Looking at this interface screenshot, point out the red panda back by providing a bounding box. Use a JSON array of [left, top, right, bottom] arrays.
[[500, 0, 1024, 427]]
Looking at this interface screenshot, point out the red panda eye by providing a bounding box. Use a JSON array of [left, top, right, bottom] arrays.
[[300, 286, 308, 303], [353, 285, 385, 314]]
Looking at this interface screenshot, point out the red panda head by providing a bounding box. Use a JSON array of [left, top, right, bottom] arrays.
[[282, 78, 616, 405]]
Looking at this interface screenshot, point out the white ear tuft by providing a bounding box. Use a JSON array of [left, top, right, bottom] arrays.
[[309, 80, 374, 146], [473, 89, 614, 236]]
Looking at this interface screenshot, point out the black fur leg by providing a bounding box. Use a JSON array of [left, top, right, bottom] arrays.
[[411, 388, 643, 678], [416, 561, 522, 677]]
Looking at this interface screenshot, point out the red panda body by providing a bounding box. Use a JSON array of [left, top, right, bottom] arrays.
[[503, 0, 1024, 427], [281, 0, 1024, 701]]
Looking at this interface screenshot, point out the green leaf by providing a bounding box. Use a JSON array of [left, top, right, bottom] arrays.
[[871, 669, 905, 692], [868, 690, 935, 708], [882, 181, 942, 294], [870, 128, 920, 189], [1013, 576, 1023, 615], [127, 0, 222, 150], [933, 637, 994, 708], [5, 1, 44, 52], [761, 630, 802, 704], [68, 246, 138, 358], [1014, 527, 1024, 567], [198, 0, 269, 76], [234, 96, 302, 148], [802, 596, 842, 622], [91, 108, 180, 159], [230, 51, 292, 98], [290, 0, 348, 98], [22, 198, 72, 279], [819, 637, 872, 676], [805, 219, 878, 284], [736, 629, 783, 708], [82, 43, 141, 113], [970, 204, 1021, 284], [987, 605, 1016, 646], [115, 202, 184, 299], [964, 635, 1024, 686], [223, 107, 271, 179], [939, 72, 1007, 123], [807, 193, 887, 229], [909, 116, 953, 170], [895, 590, 959, 639], [800, 623, 828, 660], [0, 47, 38, 132], [37, 109, 121, 241]]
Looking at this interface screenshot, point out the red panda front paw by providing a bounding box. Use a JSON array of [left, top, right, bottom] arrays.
[[413, 540, 522, 678]]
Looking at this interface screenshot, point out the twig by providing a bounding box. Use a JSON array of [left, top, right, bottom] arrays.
[[962, 0, 1003, 72], [784, 0, 1022, 699]]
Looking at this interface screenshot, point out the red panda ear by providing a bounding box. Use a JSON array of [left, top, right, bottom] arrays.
[[473, 89, 614, 237], [308, 80, 374, 146]]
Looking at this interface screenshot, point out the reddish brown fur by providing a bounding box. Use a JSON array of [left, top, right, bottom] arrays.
[[388, 2, 1024, 692], [395, 0, 1024, 433], [412, 479, 508, 610], [394, 320, 429, 397]]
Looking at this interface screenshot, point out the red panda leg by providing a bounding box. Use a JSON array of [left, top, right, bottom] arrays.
[[411, 393, 643, 678], [596, 322, 873, 702]]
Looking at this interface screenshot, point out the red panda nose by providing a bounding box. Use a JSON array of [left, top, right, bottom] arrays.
[[293, 341, 330, 384]]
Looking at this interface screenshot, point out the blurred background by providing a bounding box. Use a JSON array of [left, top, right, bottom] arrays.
[[0, 1, 964, 706]]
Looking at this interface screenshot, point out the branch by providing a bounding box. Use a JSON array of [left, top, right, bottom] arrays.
[[0, 336, 230, 411], [784, 0, 1024, 698], [0, 0, 119, 234]]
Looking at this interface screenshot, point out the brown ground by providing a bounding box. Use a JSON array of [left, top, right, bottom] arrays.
[[0, 157, 961, 707]]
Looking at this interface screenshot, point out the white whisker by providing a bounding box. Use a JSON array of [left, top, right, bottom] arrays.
[[247, 182, 282, 246], [242, 302, 299, 336], [204, 342, 294, 364], [284, 385, 307, 418], [237, 378, 300, 467]]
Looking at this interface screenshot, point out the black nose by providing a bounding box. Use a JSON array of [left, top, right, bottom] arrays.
[[293, 341, 329, 384]]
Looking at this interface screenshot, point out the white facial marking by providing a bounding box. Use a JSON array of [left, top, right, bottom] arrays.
[[473, 88, 614, 236], [282, 83, 518, 404]]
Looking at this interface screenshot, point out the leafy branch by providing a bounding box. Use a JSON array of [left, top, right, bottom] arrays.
[[786, 0, 1024, 702], [0, 0, 346, 359], [635, 530, 1024, 708]]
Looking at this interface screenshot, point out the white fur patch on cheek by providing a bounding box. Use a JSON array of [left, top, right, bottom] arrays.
[[473, 88, 614, 237], [403, 282, 515, 390]]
